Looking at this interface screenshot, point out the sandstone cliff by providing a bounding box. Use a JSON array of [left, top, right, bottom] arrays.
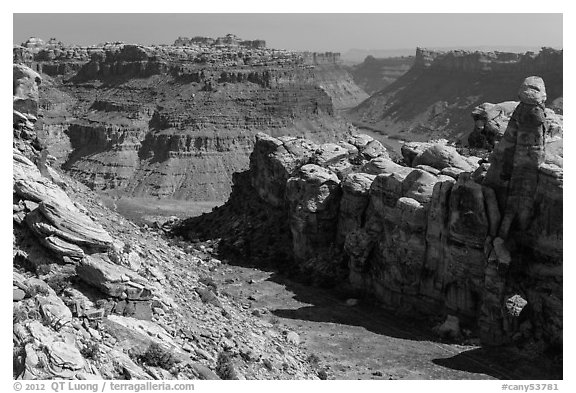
[[17, 41, 367, 202], [347, 55, 414, 95], [175, 77, 562, 358], [348, 48, 562, 144]]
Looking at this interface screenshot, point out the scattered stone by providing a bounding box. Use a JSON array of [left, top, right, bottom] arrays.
[[286, 331, 300, 345], [14, 288, 26, 301], [506, 295, 528, 317], [345, 298, 358, 306]]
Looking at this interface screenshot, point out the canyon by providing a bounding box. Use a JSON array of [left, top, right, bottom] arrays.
[[346, 55, 414, 95], [15, 36, 367, 208], [349, 47, 563, 144], [14, 63, 328, 380], [13, 35, 563, 380]]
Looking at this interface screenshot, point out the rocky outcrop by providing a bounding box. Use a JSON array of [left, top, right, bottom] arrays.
[[413, 47, 563, 74], [349, 47, 562, 144], [468, 100, 562, 149], [176, 77, 562, 356]]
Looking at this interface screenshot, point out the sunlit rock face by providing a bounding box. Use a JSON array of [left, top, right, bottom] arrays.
[[176, 77, 562, 352]]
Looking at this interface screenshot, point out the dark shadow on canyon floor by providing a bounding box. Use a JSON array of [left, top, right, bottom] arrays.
[[265, 272, 562, 380], [267, 272, 435, 342], [214, 255, 562, 380], [432, 347, 563, 380]]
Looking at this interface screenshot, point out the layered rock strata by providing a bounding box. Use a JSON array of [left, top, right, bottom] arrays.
[[15, 40, 367, 201]]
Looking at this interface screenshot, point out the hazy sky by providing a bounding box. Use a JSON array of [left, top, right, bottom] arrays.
[[13, 13, 563, 52]]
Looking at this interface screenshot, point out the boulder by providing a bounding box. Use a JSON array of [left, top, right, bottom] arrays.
[[14, 288, 26, 301], [36, 293, 73, 328], [412, 144, 473, 171], [401, 141, 433, 166], [286, 331, 300, 345], [76, 253, 154, 300], [401, 169, 438, 204], [506, 294, 528, 317], [361, 157, 411, 176], [362, 139, 388, 160], [469, 101, 518, 148], [312, 143, 349, 166], [348, 134, 388, 160], [48, 341, 85, 370], [38, 201, 114, 249]]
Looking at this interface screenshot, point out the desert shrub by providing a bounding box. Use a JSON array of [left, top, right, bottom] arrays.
[[139, 343, 177, 370], [216, 351, 240, 380], [80, 342, 100, 361], [26, 284, 50, 297], [36, 264, 52, 276], [46, 275, 70, 295], [306, 353, 321, 368], [111, 360, 128, 379], [27, 309, 42, 321], [13, 308, 29, 324]]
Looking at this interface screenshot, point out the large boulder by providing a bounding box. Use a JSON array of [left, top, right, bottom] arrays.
[[412, 144, 474, 172], [76, 253, 154, 300], [469, 101, 518, 148]]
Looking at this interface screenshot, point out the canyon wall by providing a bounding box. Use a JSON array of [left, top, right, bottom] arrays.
[[176, 77, 562, 352], [347, 55, 414, 94], [15, 41, 367, 202], [348, 48, 562, 144]]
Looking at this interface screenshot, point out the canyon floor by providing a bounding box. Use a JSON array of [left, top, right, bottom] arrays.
[[208, 262, 558, 380], [100, 196, 223, 226]]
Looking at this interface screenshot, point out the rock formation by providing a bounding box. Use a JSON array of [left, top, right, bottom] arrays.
[[349, 48, 562, 144], [13, 64, 320, 380], [176, 77, 562, 356], [468, 99, 562, 150], [15, 38, 367, 202]]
